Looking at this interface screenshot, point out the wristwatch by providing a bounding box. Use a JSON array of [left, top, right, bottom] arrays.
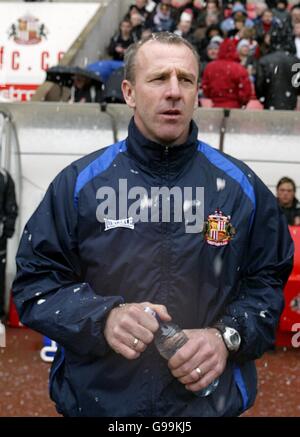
[[213, 323, 241, 353]]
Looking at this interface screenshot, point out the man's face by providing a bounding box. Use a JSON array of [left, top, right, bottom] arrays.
[[121, 21, 132, 35], [178, 20, 192, 34], [73, 75, 89, 90], [294, 22, 300, 37], [277, 182, 295, 207], [239, 45, 250, 56], [206, 12, 218, 26], [277, 2, 286, 10], [262, 11, 273, 24], [122, 41, 199, 146], [160, 4, 170, 15], [292, 8, 300, 24], [206, 2, 217, 12], [207, 46, 219, 59], [130, 13, 143, 27]]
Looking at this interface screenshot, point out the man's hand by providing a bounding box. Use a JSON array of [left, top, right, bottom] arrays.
[[168, 328, 229, 393], [104, 302, 171, 360]]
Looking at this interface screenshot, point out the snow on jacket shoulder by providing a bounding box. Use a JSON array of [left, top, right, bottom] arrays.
[[13, 119, 293, 417]]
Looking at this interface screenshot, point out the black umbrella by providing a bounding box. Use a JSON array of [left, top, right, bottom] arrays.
[[104, 66, 125, 104], [46, 65, 103, 88]]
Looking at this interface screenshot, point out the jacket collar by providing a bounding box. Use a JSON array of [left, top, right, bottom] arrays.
[[126, 117, 199, 173]]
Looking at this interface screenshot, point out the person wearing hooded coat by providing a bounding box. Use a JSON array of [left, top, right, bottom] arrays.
[[202, 38, 252, 108], [255, 28, 300, 110]]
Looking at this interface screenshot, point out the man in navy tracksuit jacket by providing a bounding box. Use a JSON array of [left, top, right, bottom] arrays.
[[13, 33, 293, 417]]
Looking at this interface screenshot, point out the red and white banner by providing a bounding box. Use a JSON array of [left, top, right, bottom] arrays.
[[0, 2, 99, 101]]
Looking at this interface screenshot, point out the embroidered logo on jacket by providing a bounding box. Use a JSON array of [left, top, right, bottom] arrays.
[[203, 209, 236, 246], [104, 217, 134, 231]]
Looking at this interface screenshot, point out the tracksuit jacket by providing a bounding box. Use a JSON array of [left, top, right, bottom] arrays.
[[13, 118, 293, 416]]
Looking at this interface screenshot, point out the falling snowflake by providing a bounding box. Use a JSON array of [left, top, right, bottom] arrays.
[[216, 178, 226, 191], [213, 256, 223, 277], [259, 310, 267, 318]]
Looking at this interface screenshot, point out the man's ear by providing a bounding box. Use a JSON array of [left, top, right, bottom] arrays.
[[122, 80, 136, 109]]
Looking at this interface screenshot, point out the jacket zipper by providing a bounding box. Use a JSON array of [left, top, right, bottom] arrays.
[[161, 145, 170, 306], [152, 146, 170, 416]]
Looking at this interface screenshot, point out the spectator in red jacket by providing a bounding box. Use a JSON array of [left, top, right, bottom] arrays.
[[201, 38, 252, 108]]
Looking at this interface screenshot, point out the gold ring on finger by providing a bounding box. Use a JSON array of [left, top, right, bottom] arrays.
[[133, 337, 139, 349], [195, 367, 202, 378]]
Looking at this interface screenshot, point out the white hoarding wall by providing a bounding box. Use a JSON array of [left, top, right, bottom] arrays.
[[0, 2, 99, 101]]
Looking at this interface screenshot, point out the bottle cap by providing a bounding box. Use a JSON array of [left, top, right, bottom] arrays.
[[144, 306, 164, 324]]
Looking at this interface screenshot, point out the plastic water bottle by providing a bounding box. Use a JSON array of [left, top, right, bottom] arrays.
[[0, 321, 6, 348], [144, 307, 219, 397]]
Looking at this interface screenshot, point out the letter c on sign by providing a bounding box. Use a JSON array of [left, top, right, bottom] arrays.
[[41, 51, 50, 71], [12, 51, 20, 70]]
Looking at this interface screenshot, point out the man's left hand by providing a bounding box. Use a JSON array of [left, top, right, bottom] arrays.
[[168, 328, 229, 393]]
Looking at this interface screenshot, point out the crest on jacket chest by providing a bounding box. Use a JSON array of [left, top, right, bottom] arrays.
[[203, 208, 236, 246]]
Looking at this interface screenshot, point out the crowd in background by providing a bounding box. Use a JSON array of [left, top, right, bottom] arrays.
[[107, 0, 300, 110]]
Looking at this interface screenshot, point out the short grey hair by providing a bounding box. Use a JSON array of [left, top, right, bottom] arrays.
[[124, 32, 200, 84]]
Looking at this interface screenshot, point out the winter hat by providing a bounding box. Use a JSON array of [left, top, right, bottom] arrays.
[[207, 40, 221, 50], [210, 35, 224, 45], [180, 8, 193, 22], [237, 38, 250, 51], [232, 3, 247, 16]]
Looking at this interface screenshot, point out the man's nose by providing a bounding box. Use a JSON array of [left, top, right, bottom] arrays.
[[166, 76, 181, 100]]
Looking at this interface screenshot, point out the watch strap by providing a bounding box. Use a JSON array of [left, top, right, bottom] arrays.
[[213, 322, 231, 352]]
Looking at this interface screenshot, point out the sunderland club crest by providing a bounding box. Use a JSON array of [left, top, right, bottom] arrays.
[[203, 208, 236, 247]]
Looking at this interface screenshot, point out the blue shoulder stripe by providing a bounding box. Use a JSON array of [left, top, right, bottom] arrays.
[[198, 140, 256, 211], [74, 140, 127, 208]]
